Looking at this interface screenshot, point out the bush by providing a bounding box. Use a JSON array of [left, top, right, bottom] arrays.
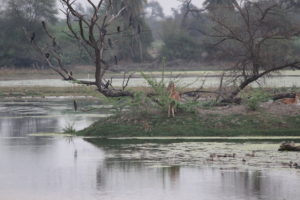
[[242, 89, 271, 111], [63, 123, 76, 134]]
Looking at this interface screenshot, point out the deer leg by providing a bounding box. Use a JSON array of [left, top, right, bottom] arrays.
[[172, 106, 175, 117]]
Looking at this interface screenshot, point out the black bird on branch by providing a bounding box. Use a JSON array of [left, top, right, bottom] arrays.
[[129, 15, 133, 26], [52, 39, 57, 47], [108, 38, 113, 48], [30, 32, 35, 43], [104, 80, 110, 89], [114, 56, 118, 65], [117, 26, 121, 33], [42, 21, 46, 29], [45, 53, 50, 58]]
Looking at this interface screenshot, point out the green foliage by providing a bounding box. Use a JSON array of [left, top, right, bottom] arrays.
[[160, 30, 203, 61], [79, 112, 300, 137], [0, 0, 58, 67], [140, 58, 184, 112], [109, 0, 154, 62], [242, 89, 271, 111], [63, 123, 76, 134], [51, 22, 92, 65]]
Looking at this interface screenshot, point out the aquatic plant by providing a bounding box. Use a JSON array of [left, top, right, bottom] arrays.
[[63, 123, 76, 134]]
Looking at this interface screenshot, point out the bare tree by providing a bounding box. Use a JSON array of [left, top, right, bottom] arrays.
[[186, 0, 300, 102], [26, 0, 146, 97]]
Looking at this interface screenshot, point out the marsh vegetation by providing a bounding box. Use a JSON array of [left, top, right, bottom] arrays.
[[1, 0, 300, 199]]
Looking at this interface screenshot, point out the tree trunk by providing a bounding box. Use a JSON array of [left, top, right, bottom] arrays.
[[95, 50, 102, 89]]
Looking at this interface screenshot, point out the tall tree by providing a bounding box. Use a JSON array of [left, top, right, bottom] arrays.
[[27, 0, 150, 97], [0, 0, 57, 67], [185, 0, 300, 102]]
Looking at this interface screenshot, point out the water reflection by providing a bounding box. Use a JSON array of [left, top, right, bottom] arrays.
[[92, 160, 300, 200], [0, 99, 107, 137]]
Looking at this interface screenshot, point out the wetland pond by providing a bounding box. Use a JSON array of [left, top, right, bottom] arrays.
[[0, 98, 300, 200]]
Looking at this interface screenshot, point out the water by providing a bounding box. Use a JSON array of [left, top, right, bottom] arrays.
[[0, 99, 300, 200], [0, 75, 300, 88]]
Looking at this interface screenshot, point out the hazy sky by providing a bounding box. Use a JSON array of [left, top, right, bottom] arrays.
[[59, 0, 204, 16], [149, 0, 204, 16]]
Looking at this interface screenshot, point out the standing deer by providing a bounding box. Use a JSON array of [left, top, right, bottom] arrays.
[[167, 81, 181, 117], [281, 94, 300, 105]]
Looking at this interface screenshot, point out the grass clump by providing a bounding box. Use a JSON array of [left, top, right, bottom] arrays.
[[241, 88, 271, 111], [63, 123, 77, 134]]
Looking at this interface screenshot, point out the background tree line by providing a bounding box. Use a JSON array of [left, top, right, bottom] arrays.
[[0, 0, 153, 68], [1, 0, 300, 69]]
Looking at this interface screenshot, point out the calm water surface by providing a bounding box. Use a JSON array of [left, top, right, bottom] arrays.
[[0, 75, 300, 88], [0, 99, 300, 200]]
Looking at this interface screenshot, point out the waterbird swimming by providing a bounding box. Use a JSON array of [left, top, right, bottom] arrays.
[[245, 151, 255, 157]]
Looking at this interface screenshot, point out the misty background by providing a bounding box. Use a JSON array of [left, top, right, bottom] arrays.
[[0, 0, 300, 71]]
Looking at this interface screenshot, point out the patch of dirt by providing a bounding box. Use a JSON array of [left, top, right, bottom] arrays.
[[197, 105, 248, 115], [260, 101, 300, 116]]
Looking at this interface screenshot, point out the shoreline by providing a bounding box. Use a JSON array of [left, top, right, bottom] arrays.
[[78, 111, 300, 137]]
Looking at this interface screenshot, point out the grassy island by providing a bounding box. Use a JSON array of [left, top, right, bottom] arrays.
[[78, 104, 300, 137]]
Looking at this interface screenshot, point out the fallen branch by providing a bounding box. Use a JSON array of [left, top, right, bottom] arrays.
[[279, 142, 300, 151], [273, 93, 296, 101]]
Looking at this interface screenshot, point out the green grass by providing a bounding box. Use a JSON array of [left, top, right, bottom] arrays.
[[77, 112, 300, 137], [63, 123, 77, 134]]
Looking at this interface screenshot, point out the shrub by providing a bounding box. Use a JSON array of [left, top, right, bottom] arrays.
[[63, 123, 76, 134], [242, 89, 271, 111]]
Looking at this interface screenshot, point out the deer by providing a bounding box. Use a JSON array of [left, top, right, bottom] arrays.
[[167, 81, 181, 117], [281, 94, 300, 105]]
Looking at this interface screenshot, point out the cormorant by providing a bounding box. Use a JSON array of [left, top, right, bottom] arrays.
[[30, 32, 35, 43], [114, 56, 118, 65], [108, 38, 113, 48]]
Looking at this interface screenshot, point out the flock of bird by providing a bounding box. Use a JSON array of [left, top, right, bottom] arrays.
[[207, 151, 300, 169]]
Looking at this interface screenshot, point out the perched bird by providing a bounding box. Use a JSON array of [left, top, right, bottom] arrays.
[[242, 158, 246, 163], [73, 100, 78, 112], [226, 153, 236, 158], [281, 161, 293, 168], [293, 162, 300, 169], [207, 153, 216, 161], [108, 38, 113, 48], [30, 32, 35, 43], [209, 153, 216, 158], [117, 26, 121, 33], [101, 28, 107, 35], [104, 80, 110, 89], [45, 53, 50, 58], [114, 56, 118, 65], [42, 21, 46, 29], [52, 39, 57, 47], [129, 15, 133, 26]]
